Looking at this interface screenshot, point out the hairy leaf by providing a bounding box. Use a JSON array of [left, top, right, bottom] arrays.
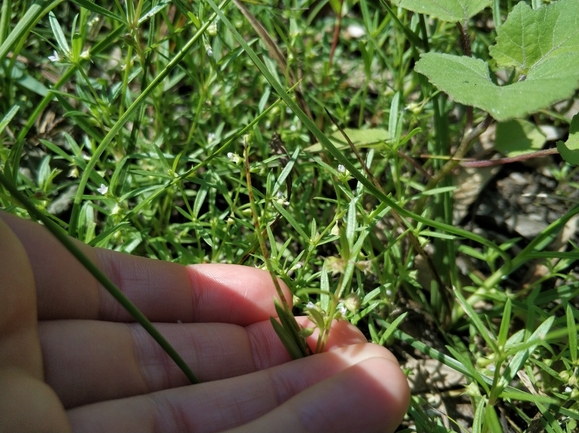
[[414, 0, 579, 121], [392, 0, 489, 22], [489, 0, 579, 73]]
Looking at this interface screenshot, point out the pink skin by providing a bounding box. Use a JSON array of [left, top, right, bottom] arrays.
[[0, 211, 410, 433]]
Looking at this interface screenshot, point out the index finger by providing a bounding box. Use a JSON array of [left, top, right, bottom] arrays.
[[0, 212, 290, 325]]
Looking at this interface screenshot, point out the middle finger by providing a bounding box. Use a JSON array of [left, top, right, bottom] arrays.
[[39, 318, 366, 409]]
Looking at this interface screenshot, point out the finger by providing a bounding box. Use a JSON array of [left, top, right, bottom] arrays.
[[66, 343, 407, 433], [40, 317, 367, 408], [0, 212, 290, 324], [0, 369, 71, 433], [0, 217, 70, 432], [0, 216, 42, 377], [227, 357, 410, 433]]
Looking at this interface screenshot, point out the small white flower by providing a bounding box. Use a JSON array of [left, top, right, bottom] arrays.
[[306, 302, 316, 309], [337, 164, 346, 173], [206, 47, 213, 57], [346, 24, 366, 39], [386, 289, 392, 297], [227, 152, 242, 164], [48, 50, 61, 62], [337, 303, 348, 316], [406, 102, 423, 114], [565, 386, 573, 393], [291, 262, 303, 271], [80, 49, 90, 60], [97, 184, 108, 195], [207, 22, 218, 36], [330, 224, 340, 237]]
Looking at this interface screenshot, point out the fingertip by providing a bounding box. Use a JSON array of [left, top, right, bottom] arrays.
[[185, 264, 292, 324], [296, 356, 410, 433], [294, 317, 368, 352]]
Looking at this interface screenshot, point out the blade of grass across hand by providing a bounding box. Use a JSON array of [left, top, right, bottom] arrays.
[[0, 170, 200, 384]]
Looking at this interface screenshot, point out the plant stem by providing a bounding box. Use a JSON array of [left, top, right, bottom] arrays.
[[413, 115, 492, 214]]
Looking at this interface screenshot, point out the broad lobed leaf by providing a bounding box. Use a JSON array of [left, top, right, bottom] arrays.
[[414, 0, 579, 121], [489, 0, 579, 73], [392, 0, 490, 22]]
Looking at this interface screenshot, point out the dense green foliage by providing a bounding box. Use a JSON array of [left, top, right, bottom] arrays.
[[1, 0, 578, 431]]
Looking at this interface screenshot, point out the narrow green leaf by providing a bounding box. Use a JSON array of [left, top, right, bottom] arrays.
[[138, 0, 171, 25], [388, 92, 400, 141], [379, 0, 424, 48], [499, 391, 558, 404], [70, 0, 124, 23], [0, 103, 20, 134], [567, 304, 577, 364], [368, 320, 380, 343], [418, 230, 457, 240], [497, 298, 512, 350], [48, 11, 70, 55], [0, 0, 56, 63], [501, 316, 555, 389], [319, 263, 331, 312], [445, 345, 490, 394], [379, 312, 407, 345], [484, 404, 502, 433], [272, 147, 299, 197], [273, 299, 309, 358], [472, 397, 486, 433], [272, 201, 310, 241], [306, 306, 327, 330], [453, 288, 499, 354], [16, 74, 50, 97], [270, 317, 303, 360]]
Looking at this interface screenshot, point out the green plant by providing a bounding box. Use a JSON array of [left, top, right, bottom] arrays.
[[1, 0, 578, 431]]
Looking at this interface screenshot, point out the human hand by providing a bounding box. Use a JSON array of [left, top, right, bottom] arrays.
[[0, 212, 409, 433]]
